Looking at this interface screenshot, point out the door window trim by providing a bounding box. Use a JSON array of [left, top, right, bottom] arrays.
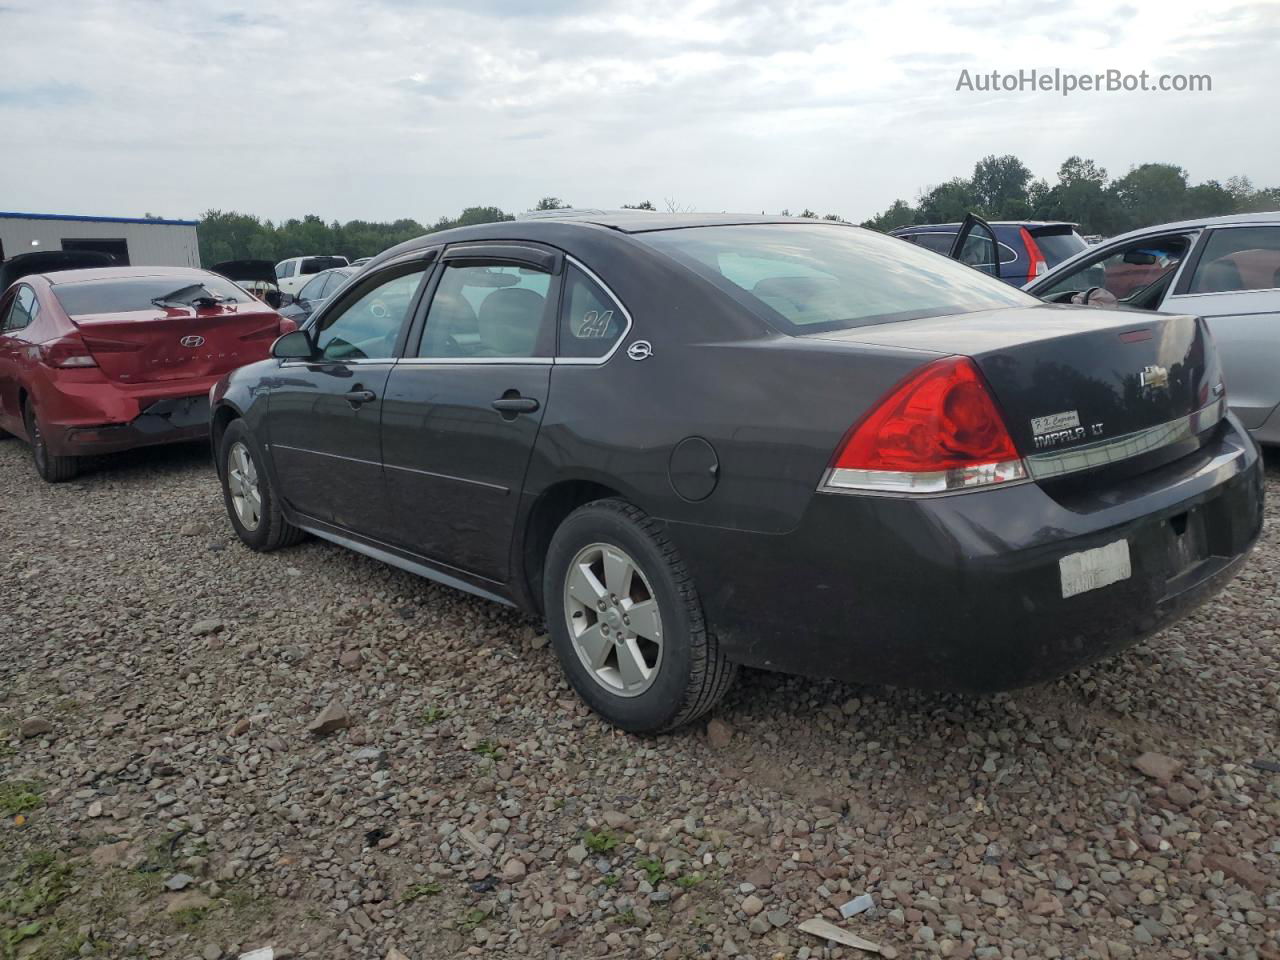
[[1170, 222, 1280, 298], [1030, 230, 1202, 301]]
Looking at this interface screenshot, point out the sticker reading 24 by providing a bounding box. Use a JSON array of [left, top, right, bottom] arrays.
[[574, 309, 614, 338]]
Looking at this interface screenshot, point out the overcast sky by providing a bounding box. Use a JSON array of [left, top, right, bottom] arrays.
[[3, 0, 1277, 225]]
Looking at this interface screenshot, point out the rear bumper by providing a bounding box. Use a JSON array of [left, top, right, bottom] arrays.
[[44, 394, 210, 456], [667, 416, 1265, 692]]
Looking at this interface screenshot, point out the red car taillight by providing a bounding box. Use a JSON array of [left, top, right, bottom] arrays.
[[38, 334, 98, 369], [822, 356, 1028, 494], [1020, 227, 1048, 283]]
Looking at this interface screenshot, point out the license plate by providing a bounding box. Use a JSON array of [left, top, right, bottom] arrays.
[[1059, 539, 1131, 599]]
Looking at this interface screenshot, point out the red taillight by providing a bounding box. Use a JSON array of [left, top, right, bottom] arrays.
[[1020, 227, 1048, 283], [278, 316, 299, 335], [38, 334, 98, 369], [823, 356, 1027, 494]]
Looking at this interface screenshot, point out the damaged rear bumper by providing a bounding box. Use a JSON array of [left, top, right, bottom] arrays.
[[46, 394, 210, 457]]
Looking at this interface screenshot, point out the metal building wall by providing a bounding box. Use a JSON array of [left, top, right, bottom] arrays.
[[0, 216, 201, 267]]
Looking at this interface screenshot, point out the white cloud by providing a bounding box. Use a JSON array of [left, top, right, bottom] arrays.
[[3, 0, 1276, 224]]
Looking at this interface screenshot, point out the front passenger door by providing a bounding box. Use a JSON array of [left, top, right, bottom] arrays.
[[380, 243, 559, 582], [948, 214, 999, 278], [265, 256, 432, 534]]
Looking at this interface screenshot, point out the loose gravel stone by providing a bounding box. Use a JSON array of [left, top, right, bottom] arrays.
[[2, 441, 1279, 960]]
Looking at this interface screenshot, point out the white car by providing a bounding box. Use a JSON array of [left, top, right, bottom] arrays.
[[273, 255, 350, 296], [1026, 212, 1280, 445]]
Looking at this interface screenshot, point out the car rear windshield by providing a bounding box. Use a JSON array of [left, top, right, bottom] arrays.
[[637, 223, 1036, 333], [51, 276, 254, 315], [1029, 229, 1088, 266], [300, 256, 348, 275]]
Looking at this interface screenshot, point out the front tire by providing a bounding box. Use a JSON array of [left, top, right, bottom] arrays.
[[24, 402, 79, 483], [219, 418, 305, 551], [544, 498, 736, 733]]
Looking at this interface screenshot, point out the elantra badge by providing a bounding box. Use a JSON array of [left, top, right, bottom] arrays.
[[180, 335, 206, 348], [1140, 364, 1169, 389]]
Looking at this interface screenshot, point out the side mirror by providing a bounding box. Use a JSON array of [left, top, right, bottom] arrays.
[[271, 329, 316, 361]]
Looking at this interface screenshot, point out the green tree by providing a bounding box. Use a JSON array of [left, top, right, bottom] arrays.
[[916, 178, 978, 224], [621, 201, 655, 210], [970, 154, 1033, 218], [1107, 163, 1189, 234], [860, 199, 916, 232], [535, 197, 570, 211]]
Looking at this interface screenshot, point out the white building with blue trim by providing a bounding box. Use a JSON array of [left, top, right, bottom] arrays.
[[0, 211, 200, 268]]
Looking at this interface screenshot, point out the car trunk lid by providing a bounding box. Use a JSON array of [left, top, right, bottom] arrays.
[[807, 304, 1225, 475], [68, 303, 283, 383]]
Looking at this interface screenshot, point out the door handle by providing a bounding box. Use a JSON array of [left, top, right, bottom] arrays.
[[346, 388, 377, 407], [491, 396, 540, 414]]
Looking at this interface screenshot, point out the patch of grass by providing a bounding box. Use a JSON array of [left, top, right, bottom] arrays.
[[675, 872, 703, 890], [457, 907, 488, 932], [0, 780, 42, 817], [583, 830, 618, 854], [635, 858, 664, 886], [399, 882, 442, 903], [0, 850, 75, 958], [614, 908, 636, 925], [419, 706, 449, 725], [600, 874, 619, 888], [167, 906, 208, 929], [470, 740, 500, 759]]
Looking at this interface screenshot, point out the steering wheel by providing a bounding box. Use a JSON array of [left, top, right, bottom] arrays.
[[369, 299, 389, 319]]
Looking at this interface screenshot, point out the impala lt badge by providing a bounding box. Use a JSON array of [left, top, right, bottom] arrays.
[[179, 335, 206, 348], [1140, 364, 1169, 389]]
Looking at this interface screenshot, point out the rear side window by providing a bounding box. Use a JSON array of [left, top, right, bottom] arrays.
[[4, 286, 39, 331], [558, 265, 626, 359], [1189, 227, 1280, 293], [639, 223, 1034, 334], [275, 261, 294, 279], [51, 276, 253, 315], [300, 256, 346, 275], [914, 233, 956, 254], [419, 264, 552, 359]]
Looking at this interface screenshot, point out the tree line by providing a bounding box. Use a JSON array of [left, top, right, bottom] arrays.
[[860, 155, 1280, 236], [197, 157, 1280, 264]]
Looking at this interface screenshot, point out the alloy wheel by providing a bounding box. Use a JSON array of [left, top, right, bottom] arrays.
[[563, 542, 664, 697], [226, 441, 263, 530]]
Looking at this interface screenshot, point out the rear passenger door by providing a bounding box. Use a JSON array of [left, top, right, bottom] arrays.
[[379, 242, 560, 582], [1164, 224, 1280, 430]]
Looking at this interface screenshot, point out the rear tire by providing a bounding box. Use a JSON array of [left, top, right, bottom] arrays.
[[543, 498, 736, 734], [23, 402, 79, 483], [219, 418, 305, 551]]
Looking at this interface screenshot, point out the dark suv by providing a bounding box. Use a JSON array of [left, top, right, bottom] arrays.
[[891, 216, 1087, 286]]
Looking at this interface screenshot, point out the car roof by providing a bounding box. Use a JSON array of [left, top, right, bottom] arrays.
[[39, 266, 217, 285], [893, 220, 1077, 232], [1095, 210, 1280, 242]]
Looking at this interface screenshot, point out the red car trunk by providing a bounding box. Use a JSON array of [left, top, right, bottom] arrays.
[[69, 304, 284, 383]]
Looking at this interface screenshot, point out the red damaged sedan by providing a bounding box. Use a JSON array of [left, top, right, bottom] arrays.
[[0, 265, 295, 482]]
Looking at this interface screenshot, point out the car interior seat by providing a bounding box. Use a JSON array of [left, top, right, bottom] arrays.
[[1195, 258, 1244, 293], [477, 288, 545, 357]]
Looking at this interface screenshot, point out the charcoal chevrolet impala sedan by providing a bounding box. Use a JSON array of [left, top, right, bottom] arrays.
[[209, 212, 1264, 732]]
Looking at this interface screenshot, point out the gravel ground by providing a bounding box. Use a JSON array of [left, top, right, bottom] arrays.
[[1, 438, 1277, 960]]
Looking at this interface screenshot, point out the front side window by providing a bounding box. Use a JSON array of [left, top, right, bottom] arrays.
[[419, 263, 552, 359], [558, 265, 626, 359], [322, 271, 351, 298], [313, 266, 427, 361], [4, 286, 38, 331], [1038, 234, 1192, 302], [276, 261, 294, 279], [1188, 227, 1280, 293], [638, 223, 1033, 334]]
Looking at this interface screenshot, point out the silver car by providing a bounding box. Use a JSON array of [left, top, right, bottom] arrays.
[[1027, 212, 1280, 445]]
